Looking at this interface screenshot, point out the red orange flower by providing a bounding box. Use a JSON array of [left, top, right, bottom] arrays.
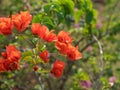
[[6, 46, 21, 62], [3, 60, 20, 71], [57, 31, 72, 44], [0, 45, 21, 72], [0, 58, 6, 72], [0, 17, 12, 35], [55, 41, 69, 54], [32, 23, 57, 42], [33, 66, 39, 71], [39, 50, 50, 63], [50, 60, 65, 78], [38, 25, 49, 39], [67, 46, 82, 61], [12, 11, 32, 32], [31, 23, 41, 35], [1, 52, 7, 59], [43, 30, 57, 42]]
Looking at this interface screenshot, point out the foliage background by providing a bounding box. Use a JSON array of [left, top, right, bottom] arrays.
[[0, 0, 120, 90]]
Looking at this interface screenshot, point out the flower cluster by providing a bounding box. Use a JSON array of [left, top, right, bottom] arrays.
[[0, 46, 21, 72], [32, 23, 57, 42], [32, 24, 82, 61], [31, 23, 82, 77], [0, 17, 12, 35], [39, 50, 50, 63], [0, 11, 82, 78], [55, 31, 82, 61], [50, 60, 65, 78], [0, 11, 32, 35]]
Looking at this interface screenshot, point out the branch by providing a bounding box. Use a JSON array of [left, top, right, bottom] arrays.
[[34, 72, 44, 90], [58, 60, 74, 90], [92, 35, 103, 90], [45, 77, 53, 90], [75, 37, 84, 46], [93, 35, 103, 71], [58, 34, 103, 90]]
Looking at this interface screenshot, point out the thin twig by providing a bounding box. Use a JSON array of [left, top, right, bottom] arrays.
[[75, 37, 84, 46], [19, 34, 36, 48], [34, 72, 44, 90], [93, 35, 103, 90], [45, 77, 53, 90], [93, 35, 103, 71]]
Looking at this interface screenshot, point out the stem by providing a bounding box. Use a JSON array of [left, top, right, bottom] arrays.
[[19, 34, 36, 48], [93, 35, 103, 90], [15, 33, 44, 89], [34, 72, 44, 90], [45, 77, 53, 90], [75, 37, 84, 46], [93, 35, 103, 71]]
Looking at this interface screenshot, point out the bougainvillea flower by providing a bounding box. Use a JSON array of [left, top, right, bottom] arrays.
[[3, 60, 20, 71], [6, 46, 21, 62], [43, 30, 57, 42], [0, 45, 21, 72], [23, 63, 28, 69], [67, 45, 82, 61], [55, 41, 69, 54], [0, 17, 12, 35], [86, 46, 92, 52], [12, 11, 32, 32], [33, 66, 39, 71], [109, 76, 116, 86], [39, 50, 50, 63], [80, 80, 91, 88], [31, 23, 41, 35], [1, 52, 7, 59], [50, 60, 65, 78], [0, 58, 6, 72], [57, 31, 72, 44], [38, 25, 49, 39], [35, 24, 57, 42]]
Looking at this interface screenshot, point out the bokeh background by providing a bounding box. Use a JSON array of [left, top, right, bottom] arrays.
[[0, 0, 120, 90]]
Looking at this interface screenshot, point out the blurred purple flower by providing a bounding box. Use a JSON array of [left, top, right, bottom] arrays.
[[80, 80, 91, 88], [86, 46, 92, 52], [74, 23, 79, 28], [26, 3, 31, 9], [96, 23, 102, 29], [47, 52, 50, 58], [23, 63, 28, 68], [109, 76, 116, 86]]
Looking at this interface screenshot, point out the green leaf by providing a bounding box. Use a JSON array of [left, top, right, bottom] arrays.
[[85, 9, 97, 25], [22, 56, 33, 62], [56, 0, 74, 15], [32, 13, 43, 23], [41, 16, 56, 29], [85, 9, 94, 25], [21, 51, 33, 60], [110, 22, 120, 35], [84, 0, 93, 10], [44, 2, 64, 24], [74, 10, 82, 23], [75, 0, 84, 9]]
